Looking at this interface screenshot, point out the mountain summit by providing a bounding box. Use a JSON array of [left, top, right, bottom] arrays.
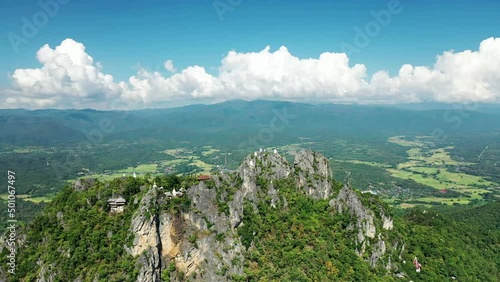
[[0, 150, 413, 281]]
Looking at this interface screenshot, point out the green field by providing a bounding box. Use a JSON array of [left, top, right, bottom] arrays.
[[0, 194, 54, 203], [4, 146, 55, 154], [201, 146, 219, 156], [163, 149, 215, 174], [68, 163, 161, 182], [68, 147, 217, 183], [339, 159, 391, 168], [119, 163, 159, 173], [386, 136, 498, 206]]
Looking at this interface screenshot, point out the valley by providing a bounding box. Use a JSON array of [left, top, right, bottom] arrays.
[[0, 101, 499, 281], [1, 134, 498, 212]]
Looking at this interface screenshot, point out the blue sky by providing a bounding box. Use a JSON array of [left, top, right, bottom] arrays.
[[1, 0, 500, 109]]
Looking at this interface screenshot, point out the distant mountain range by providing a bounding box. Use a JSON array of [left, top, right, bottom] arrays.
[[1, 100, 500, 147]]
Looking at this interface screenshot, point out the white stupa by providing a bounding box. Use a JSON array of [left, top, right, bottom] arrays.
[[172, 188, 183, 197], [133, 172, 137, 178], [273, 149, 278, 154]]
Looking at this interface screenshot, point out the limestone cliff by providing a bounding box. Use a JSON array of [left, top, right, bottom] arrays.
[[129, 181, 245, 282], [3, 149, 405, 281], [330, 184, 400, 269], [128, 149, 402, 281], [294, 150, 333, 199]]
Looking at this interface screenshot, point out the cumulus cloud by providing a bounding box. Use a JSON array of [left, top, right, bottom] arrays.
[[4, 39, 125, 109], [2, 37, 500, 109], [369, 37, 500, 104], [163, 60, 177, 73]]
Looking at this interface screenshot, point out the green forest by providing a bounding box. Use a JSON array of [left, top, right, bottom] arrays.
[[1, 173, 498, 281], [1, 101, 499, 281]]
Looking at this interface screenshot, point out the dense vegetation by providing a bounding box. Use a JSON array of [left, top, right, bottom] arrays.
[[0, 199, 47, 233], [400, 202, 500, 281], [0, 173, 498, 281], [0, 177, 149, 281], [238, 177, 394, 281]]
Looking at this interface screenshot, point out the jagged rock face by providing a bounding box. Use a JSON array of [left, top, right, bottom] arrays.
[[294, 150, 333, 199], [267, 182, 279, 208], [237, 151, 292, 195], [294, 150, 330, 178], [228, 190, 245, 229], [72, 178, 96, 191], [330, 184, 377, 251], [370, 239, 387, 267], [329, 184, 399, 269], [236, 149, 333, 201], [129, 188, 162, 281], [230, 151, 292, 227], [130, 182, 244, 282], [381, 213, 394, 230], [32, 149, 400, 281], [229, 150, 334, 226]]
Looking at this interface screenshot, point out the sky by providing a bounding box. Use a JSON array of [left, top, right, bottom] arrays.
[[1, 0, 500, 109]]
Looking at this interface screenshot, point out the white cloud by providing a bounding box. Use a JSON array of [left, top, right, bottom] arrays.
[[2, 37, 500, 109], [369, 37, 500, 104], [163, 60, 177, 73], [5, 38, 123, 109]]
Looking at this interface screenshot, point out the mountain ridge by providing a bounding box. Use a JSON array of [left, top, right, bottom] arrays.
[[1, 149, 499, 281], [2, 100, 500, 147], [1, 149, 405, 281]]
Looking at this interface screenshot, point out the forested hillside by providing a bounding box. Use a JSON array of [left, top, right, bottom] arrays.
[[1, 151, 498, 281]]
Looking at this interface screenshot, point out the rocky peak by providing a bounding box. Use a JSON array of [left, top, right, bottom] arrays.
[[238, 149, 292, 180], [11, 149, 404, 282], [293, 149, 331, 179], [128, 155, 400, 280], [233, 149, 292, 206], [294, 150, 333, 199], [72, 178, 96, 191], [129, 187, 162, 281], [129, 181, 245, 282]]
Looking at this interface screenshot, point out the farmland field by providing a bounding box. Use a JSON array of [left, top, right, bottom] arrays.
[[386, 136, 498, 206]]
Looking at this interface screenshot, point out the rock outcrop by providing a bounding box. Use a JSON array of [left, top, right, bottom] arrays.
[[330, 184, 377, 251], [72, 178, 96, 191], [229, 150, 292, 227], [129, 181, 245, 282], [15, 149, 402, 281], [329, 184, 398, 269], [294, 150, 333, 199], [129, 188, 162, 281], [128, 149, 343, 281]]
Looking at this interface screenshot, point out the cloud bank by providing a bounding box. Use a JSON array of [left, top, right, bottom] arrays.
[[2, 37, 500, 109]]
